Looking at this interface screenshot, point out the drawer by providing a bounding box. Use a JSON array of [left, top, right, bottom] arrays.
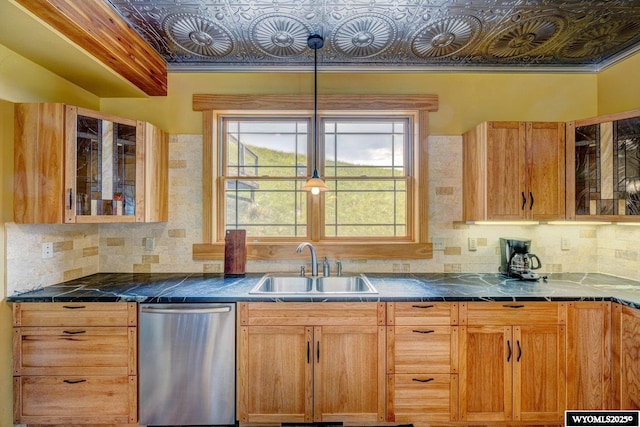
[[387, 325, 457, 374], [460, 302, 564, 325], [14, 327, 136, 376], [13, 302, 137, 327], [387, 373, 458, 422], [239, 302, 385, 326], [387, 302, 458, 326], [14, 375, 137, 424]]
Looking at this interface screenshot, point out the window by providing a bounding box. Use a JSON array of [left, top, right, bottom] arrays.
[[222, 116, 411, 240], [193, 94, 438, 260]]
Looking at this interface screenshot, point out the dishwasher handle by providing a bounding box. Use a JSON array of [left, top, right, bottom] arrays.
[[141, 305, 232, 315]]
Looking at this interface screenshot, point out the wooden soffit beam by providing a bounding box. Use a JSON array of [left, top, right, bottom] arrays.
[[16, 0, 167, 96], [193, 94, 439, 112]]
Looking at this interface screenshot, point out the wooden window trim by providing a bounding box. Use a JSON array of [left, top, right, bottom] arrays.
[[192, 94, 438, 261]]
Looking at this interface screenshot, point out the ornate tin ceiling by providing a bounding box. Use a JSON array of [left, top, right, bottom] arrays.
[[107, 0, 640, 72]]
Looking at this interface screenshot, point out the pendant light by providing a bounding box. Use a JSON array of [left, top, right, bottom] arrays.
[[302, 34, 329, 195]]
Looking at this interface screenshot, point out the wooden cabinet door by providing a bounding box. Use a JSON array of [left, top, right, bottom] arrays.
[[486, 122, 527, 220], [13, 103, 66, 224], [238, 325, 312, 424], [459, 325, 513, 422], [526, 122, 566, 220], [314, 325, 384, 423], [567, 302, 611, 410], [513, 325, 566, 422], [619, 306, 640, 409]]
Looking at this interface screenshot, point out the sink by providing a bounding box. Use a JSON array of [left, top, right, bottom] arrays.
[[316, 275, 377, 293], [250, 275, 313, 294], [249, 274, 377, 294]]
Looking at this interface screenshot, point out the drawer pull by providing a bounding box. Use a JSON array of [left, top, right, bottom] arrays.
[[63, 379, 87, 384], [63, 330, 86, 335], [412, 329, 435, 334], [502, 304, 525, 309], [62, 305, 86, 310], [412, 377, 434, 383], [411, 304, 434, 309]]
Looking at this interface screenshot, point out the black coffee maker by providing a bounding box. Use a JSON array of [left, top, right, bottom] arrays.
[[499, 238, 542, 281]]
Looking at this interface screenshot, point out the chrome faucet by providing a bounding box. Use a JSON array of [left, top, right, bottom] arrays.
[[296, 242, 318, 276]]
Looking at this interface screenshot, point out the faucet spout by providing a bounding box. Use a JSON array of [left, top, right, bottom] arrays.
[[296, 242, 318, 276]]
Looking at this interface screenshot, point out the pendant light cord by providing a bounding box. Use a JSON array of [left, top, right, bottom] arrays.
[[312, 38, 319, 177]]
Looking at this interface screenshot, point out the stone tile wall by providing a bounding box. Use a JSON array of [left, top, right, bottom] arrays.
[[5, 134, 639, 296]]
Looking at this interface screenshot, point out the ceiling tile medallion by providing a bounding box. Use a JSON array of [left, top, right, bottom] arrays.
[[107, 0, 640, 72], [249, 14, 312, 58], [332, 13, 397, 58], [486, 15, 566, 60], [163, 12, 234, 58], [560, 19, 640, 60], [411, 15, 482, 60]]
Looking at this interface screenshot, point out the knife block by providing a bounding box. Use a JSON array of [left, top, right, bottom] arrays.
[[224, 229, 246, 277]]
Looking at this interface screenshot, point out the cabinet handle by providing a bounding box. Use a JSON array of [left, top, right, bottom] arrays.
[[62, 305, 86, 309], [63, 330, 86, 335], [316, 341, 320, 363], [68, 189, 73, 211], [411, 304, 434, 309], [307, 341, 310, 364], [502, 304, 524, 309], [412, 377, 435, 383], [412, 329, 435, 334], [529, 192, 534, 210], [521, 192, 526, 210], [507, 340, 512, 362], [63, 379, 86, 384], [517, 340, 522, 362]]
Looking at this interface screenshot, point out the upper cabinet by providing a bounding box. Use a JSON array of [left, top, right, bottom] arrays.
[[462, 121, 566, 221], [566, 109, 640, 221], [14, 103, 168, 224]]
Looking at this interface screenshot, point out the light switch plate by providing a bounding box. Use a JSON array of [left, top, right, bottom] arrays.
[[468, 237, 477, 251], [144, 237, 155, 251], [432, 237, 445, 251], [561, 236, 570, 251]]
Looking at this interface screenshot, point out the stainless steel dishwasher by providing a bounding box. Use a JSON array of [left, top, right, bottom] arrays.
[[139, 303, 236, 426]]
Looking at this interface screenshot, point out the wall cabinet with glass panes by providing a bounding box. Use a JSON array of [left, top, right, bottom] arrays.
[[14, 103, 168, 224], [566, 109, 640, 221]]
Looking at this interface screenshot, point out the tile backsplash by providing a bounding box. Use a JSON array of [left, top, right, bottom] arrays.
[[5, 134, 640, 296]]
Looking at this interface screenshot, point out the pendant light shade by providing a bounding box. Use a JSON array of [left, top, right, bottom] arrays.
[[303, 34, 329, 195]]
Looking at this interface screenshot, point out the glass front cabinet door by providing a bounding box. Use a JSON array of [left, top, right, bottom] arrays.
[[567, 109, 640, 221], [13, 103, 168, 224]]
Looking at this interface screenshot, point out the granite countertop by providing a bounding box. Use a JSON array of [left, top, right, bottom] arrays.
[[6, 272, 640, 309]]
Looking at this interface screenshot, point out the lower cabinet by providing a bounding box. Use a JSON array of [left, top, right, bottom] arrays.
[[386, 302, 459, 423], [567, 301, 612, 410], [458, 302, 566, 423], [12, 302, 137, 424], [613, 303, 640, 409], [237, 302, 385, 424]]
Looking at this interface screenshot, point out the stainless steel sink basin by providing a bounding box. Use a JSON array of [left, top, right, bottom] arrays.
[[249, 274, 377, 294], [316, 275, 377, 293], [250, 275, 313, 294]]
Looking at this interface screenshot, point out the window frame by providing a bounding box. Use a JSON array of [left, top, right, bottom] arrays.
[[192, 94, 438, 261]]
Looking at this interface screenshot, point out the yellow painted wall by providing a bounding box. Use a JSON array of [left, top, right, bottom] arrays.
[[0, 43, 99, 108], [101, 71, 598, 135], [598, 52, 640, 115], [0, 99, 13, 427]]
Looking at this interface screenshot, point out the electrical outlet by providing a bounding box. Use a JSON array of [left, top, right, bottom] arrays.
[[432, 237, 445, 251], [144, 237, 155, 251], [42, 242, 53, 259], [468, 237, 477, 251], [561, 236, 570, 251]]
